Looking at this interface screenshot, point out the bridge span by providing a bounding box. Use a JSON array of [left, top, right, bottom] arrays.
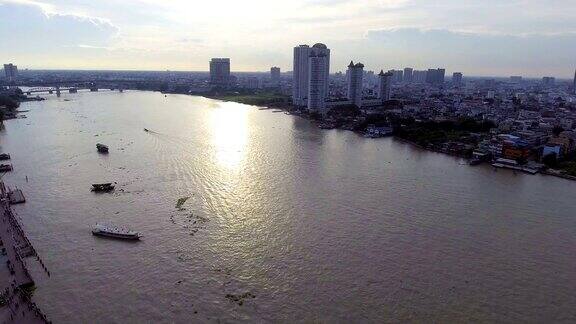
[[25, 86, 123, 95]]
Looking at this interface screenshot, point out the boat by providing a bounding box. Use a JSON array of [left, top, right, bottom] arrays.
[[0, 164, 13, 172], [8, 189, 25, 204], [0, 154, 10, 161], [92, 224, 140, 240], [492, 158, 539, 175], [469, 151, 489, 166], [144, 128, 149, 132], [91, 183, 115, 192], [96, 143, 109, 153]]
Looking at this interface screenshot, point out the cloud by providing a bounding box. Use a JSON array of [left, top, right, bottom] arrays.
[[0, 1, 117, 52], [362, 28, 576, 76], [0, 0, 575, 75], [304, 0, 351, 6]]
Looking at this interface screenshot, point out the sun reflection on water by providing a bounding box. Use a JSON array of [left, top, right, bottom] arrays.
[[209, 103, 249, 170]]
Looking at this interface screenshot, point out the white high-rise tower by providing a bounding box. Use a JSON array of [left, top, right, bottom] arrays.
[[573, 69, 576, 95], [378, 70, 393, 102], [453, 72, 463, 86], [347, 61, 364, 108], [307, 53, 328, 115], [292, 43, 330, 107], [3, 63, 18, 83]]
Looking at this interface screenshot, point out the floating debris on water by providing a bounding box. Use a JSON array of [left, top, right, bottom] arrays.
[[225, 292, 256, 306], [176, 196, 190, 210], [171, 196, 209, 236]]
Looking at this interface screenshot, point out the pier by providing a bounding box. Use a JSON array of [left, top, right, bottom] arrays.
[[0, 182, 49, 323]]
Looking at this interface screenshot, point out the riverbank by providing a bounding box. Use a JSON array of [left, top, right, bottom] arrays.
[[1, 88, 44, 121], [206, 93, 291, 108], [0, 182, 50, 323], [204, 93, 576, 182], [542, 169, 576, 181]]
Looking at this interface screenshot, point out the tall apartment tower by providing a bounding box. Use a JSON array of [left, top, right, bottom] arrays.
[[542, 77, 555, 87], [426, 68, 445, 84], [270, 67, 281, 86], [452, 72, 463, 86], [3, 63, 18, 82], [413, 70, 427, 83], [388, 70, 403, 83], [573, 69, 576, 95], [347, 61, 364, 108], [510, 76, 523, 83], [403, 67, 413, 83], [292, 43, 330, 107], [209, 58, 230, 86], [437, 68, 446, 84], [308, 53, 329, 115], [378, 70, 393, 102]]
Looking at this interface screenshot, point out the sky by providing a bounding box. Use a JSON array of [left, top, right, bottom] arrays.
[[1, 0, 576, 77]]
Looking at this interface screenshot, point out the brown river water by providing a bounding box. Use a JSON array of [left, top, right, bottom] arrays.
[[1, 90, 576, 323]]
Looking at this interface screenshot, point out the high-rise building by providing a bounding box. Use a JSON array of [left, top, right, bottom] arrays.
[[425, 69, 435, 84], [270, 67, 281, 86], [452, 72, 463, 86], [388, 70, 403, 83], [510, 76, 523, 83], [573, 70, 576, 95], [542, 76, 555, 87], [293, 45, 310, 106], [426, 68, 445, 84], [437, 68, 446, 84], [412, 70, 427, 83], [209, 58, 230, 86], [378, 70, 393, 102], [403, 68, 413, 83], [308, 53, 329, 115], [292, 43, 330, 107], [347, 61, 364, 108], [365, 70, 376, 86], [3, 63, 18, 82]]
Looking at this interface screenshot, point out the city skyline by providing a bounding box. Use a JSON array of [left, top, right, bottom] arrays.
[[3, 1, 576, 322], [1, 0, 576, 77]]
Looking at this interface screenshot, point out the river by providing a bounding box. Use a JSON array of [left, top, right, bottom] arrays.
[[1, 90, 576, 323]]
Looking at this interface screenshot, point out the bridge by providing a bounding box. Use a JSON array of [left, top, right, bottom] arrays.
[[26, 86, 78, 94], [25, 85, 123, 95]]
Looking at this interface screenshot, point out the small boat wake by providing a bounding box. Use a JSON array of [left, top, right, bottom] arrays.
[[143, 128, 159, 134]]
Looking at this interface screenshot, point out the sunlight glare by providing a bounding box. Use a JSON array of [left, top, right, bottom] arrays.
[[209, 103, 249, 170]]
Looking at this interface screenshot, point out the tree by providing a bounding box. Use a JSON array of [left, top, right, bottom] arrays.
[[326, 104, 360, 118], [0, 95, 19, 110]]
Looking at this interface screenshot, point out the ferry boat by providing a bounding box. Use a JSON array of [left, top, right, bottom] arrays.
[[92, 224, 141, 240], [492, 158, 539, 175], [96, 143, 109, 153]]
